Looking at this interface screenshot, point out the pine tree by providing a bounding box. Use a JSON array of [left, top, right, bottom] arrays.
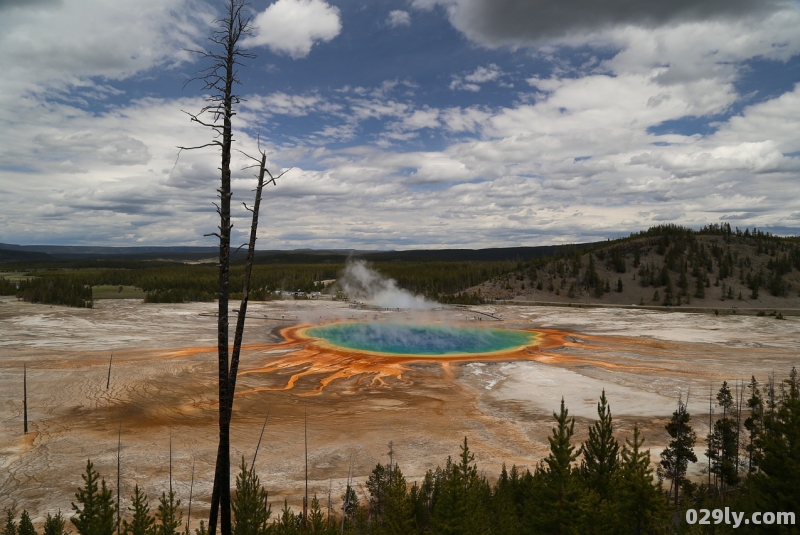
[[707, 381, 740, 493], [306, 495, 326, 535], [678, 270, 688, 296], [122, 485, 154, 535], [455, 438, 491, 535], [431, 457, 466, 535], [409, 472, 434, 531], [273, 501, 298, 535], [365, 463, 389, 518], [752, 368, 800, 516], [2, 511, 16, 535], [529, 398, 579, 535], [43, 512, 66, 535], [340, 484, 359, 521], [662, 273, 674, 306], [71, 460, 117, 535], [581, 390, 619, 501], [694, 275, 705, 298], [660, 398, 697, 506], [744, 376, 764, 473], [380, 466, 414, 535], [231, 458, 270, 535], [154, 491, 182, 535], [616, 425, 665, 535], [491, 465, 519, 535], [17, 512, 34, 535], [431, 438, 491, 535]]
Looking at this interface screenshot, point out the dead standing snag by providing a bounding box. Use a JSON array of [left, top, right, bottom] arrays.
[[179, 2, 289, 534]]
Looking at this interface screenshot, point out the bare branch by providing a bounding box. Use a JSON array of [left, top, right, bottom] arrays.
[[264, 167, 294, 186], [235, 148, 263, 164], [177, 142, 222, 151]]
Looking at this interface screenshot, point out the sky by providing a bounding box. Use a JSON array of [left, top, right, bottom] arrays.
[[1, 0, 799, 249]]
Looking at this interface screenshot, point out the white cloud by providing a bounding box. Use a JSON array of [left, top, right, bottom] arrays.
[[33, 132, 152, 166], [386, 10, 411, 27], [2, 2, 800, 248], [245, 0, 341, 59], [411, 0, 790, 48], [451, 63, 503, 91], [450, 80, 480, 92], [603, 12, 800, 81], [242, 92, 339, 117], [400, 109, 440, 130], [440, 107, 491, 133], [630, 141, 797, 176], [711, 83, 800, 153], [464, 64, 502, 83], [0, 0, 206, 98]]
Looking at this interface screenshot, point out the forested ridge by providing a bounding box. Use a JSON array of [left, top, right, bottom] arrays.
[[465, 224, 800, 306], [2, 224, 800, 308], [4, 370, 799, 535], [0, 262, 516, 305]]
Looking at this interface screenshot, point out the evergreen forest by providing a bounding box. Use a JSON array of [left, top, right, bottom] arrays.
[[2, 224, 800, 309], [4, 370, 798, 535]]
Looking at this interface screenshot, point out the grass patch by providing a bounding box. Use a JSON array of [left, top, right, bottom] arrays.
[[0, 271, 30, 282], [92, 285, 146, 299]]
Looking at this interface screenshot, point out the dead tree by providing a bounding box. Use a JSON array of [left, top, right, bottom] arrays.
[[251, 408, 271, 471], [23, 364, 28, 434], [117, 423, 122, 535], [179, 2, 254, 533], [180, 3, 289, 533], [187, 459, 195, 535], [106, 352, 113, 390], [304, 405, 308, 530]]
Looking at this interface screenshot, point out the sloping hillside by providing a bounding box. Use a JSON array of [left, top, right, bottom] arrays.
[[471, 224, 800, 311]]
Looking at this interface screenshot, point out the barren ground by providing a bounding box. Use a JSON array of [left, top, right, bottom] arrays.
[[1, 296, 798, 525]]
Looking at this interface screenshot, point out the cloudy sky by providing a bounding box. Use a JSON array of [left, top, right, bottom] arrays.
[[1, 0, 799, 249]]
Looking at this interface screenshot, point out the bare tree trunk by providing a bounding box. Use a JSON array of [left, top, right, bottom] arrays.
[[736, 380, 743, 482], [180, 4, 291, 532], [226, 151, 271, 408], [708, 386, 712, 489], [180, 2, 253, 532], [187, 459, 195, 535], [23, 364, 27, 434], [107, 352, 113, 390], [117, 423, 122, 535], [252, 408, 271, 471], [170, 428, 174, 496], [210, 149, 286, 529], [215, 9, 234, 528], [304, 405, 308, 531]]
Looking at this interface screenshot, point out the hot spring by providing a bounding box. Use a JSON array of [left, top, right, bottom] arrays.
[[304, 322, 536, 356]]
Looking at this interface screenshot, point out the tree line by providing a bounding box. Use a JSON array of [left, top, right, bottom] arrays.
[[3, 260, 515, 307], [506, 223, 800, 304], [13, 276, 93, 308], [4, 224, 799, 308], [5, 368, 798, 535]]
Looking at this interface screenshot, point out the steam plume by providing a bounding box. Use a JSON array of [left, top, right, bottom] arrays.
[[339, 260, 438, 309]]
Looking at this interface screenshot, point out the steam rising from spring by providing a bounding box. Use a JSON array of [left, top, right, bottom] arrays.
[[339, 260, 437, 309]]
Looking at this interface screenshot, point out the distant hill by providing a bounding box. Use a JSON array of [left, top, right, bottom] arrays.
[[0, 243, 219, 261], [360, 244, 601, 263], [0, 248, 52, 262], [472, 224, 800, 311], [0, 242, 600, 264]]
